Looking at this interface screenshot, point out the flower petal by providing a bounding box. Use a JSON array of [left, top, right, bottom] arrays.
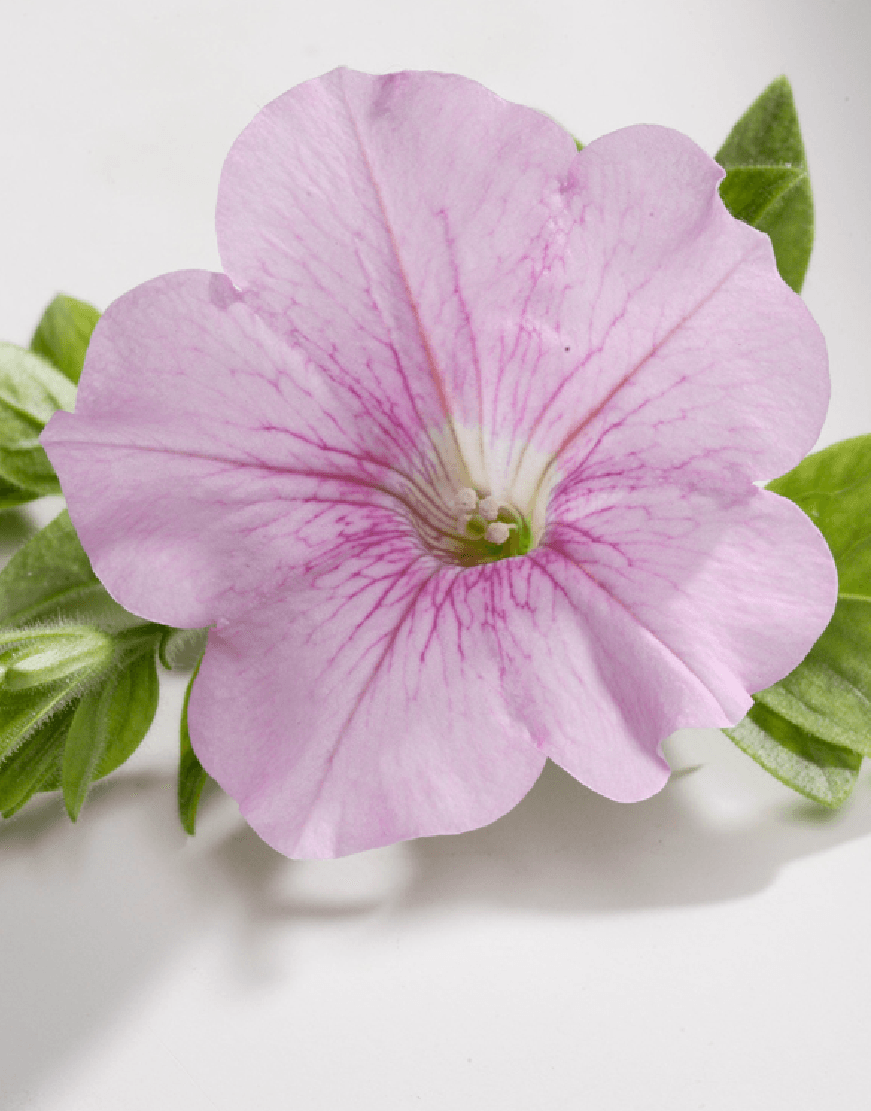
[[511, 125, 828, 490], [543, 482, 838, 725], [215, 67, 579, 488], [217, 70, 826, 501], [481, 486, 835, 802], [41, 270, 454, 626], [190, 556, 546, 859]]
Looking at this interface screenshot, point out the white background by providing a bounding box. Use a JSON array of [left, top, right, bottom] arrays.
[[2, 1, 871, 1108]]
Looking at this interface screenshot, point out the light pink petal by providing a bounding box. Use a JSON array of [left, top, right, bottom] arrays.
[[41, 270, 456, 626], [542, 483, 837, 718], [191, 556, 546, 859], [488, 486, 835, 800], [38, 68, 837, 857], [217, 70, 825, 495], [508, 126, 828, 489]]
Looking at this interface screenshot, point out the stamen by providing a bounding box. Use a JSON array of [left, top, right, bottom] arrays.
[[485, 521, 513, 545], [478, 494, 501, 521], [453, 487, 478, 513]]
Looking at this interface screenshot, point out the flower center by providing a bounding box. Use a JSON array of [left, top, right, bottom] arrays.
[[447, 486, 534, 566]]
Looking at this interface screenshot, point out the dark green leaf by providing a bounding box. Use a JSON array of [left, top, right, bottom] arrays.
[[0, 478, 37, 510], [178, 660, 209, 835], [725, 702, 861, 808], [62, 631, 160, 820], [0, 509, 142, 631], [0, 343, 75, 495], [716, 76, 813, 293], [0, 703, 75, 816], [30, 293, 100, 385]]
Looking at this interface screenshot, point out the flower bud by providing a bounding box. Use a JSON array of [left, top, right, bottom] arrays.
[[0, 626, 114, 692]]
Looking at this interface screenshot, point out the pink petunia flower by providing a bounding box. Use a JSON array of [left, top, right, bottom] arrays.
[[42, 68, 836, 858]]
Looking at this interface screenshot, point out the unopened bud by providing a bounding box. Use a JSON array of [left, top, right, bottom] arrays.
[[0, 626, 113, 692]]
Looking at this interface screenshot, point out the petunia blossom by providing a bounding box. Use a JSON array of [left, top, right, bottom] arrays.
[[42, 68, 837, 858]]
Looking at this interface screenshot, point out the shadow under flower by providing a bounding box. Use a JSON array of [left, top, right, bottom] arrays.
[[198, 728, 871, 928], [3, 728, 870, 1107]]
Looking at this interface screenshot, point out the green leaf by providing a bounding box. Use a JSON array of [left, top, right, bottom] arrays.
[[0, 478, 38, 510], [0, 703, 75, 817], [62, 631, 160, 820], [716, 76, 813, 293], [725, 702, 861, 808], [757, 434, 871, 757], [0, 343, 75, 495], [0, 509, 142, 631], [158, 626, 209, 671], [178, 660, 209, 835], [724, 435, 871, 801], [30, 293, 100, 385]]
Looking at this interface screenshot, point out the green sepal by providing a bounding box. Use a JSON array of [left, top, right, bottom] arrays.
[[30, 293, 100, 385], [725, 702, 861, 808], [716, 76, 813, 293], [0, 343, 75, 496], [62, 630, 160, 821], [0, 703, 75, 817], [178, 659, 209, 835]]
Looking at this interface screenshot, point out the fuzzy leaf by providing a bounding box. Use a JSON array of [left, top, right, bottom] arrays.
[[0, 343, 75, 495], [0, 704, 75, 816], [0, 626, 113, 764], [716, 76, 813, 293], [30, 294, 100, 385], [62, 631, 160, 820]]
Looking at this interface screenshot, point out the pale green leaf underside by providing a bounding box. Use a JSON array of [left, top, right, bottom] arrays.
[[725, 703, 860, 808]]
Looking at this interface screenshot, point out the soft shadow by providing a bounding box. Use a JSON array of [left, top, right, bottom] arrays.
[[399, 760, 871, 916], [4, 745, 871, 1106], [0, 772, 204, 1107], [190, 751, 871, 928]]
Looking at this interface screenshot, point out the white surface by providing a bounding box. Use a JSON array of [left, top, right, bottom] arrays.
[[2, 1, 871, 1108]]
